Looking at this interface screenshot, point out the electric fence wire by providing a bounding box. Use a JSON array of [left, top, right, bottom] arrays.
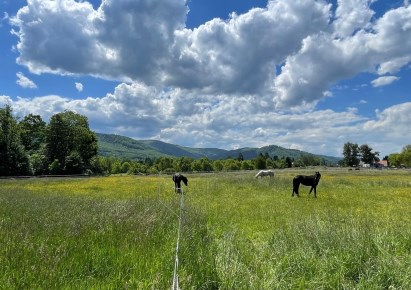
[[156, 173, 183, 290]]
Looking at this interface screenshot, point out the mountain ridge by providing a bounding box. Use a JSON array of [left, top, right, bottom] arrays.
[[96, 133, 341, 164]]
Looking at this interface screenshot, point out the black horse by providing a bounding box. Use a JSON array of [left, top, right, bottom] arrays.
[[172, 173, 188, 193], [292, 171, 321, 198]]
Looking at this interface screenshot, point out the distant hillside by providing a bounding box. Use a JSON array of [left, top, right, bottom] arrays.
[[96, 133, 341, 164]]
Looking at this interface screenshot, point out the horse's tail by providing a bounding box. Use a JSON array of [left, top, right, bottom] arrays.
[[293, 176, 300, 187]]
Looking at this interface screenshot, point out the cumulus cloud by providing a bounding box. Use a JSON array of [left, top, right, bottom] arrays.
[[332, 0, 375, 38], [2, 79, 410, 157], [11, 0, 188, 83], [10, 0, 411, 109], [16, 72, 37, 89], [371, 76, 399, 87], [5, 0, 411, 156], [75, 82, 84, 92]]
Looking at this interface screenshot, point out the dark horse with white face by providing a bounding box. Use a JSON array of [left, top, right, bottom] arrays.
[[292, 171, 321, 198], [173, 173, 188, 193]]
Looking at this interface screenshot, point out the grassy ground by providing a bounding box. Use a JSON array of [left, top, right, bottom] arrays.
[[0, 169, 410, 289]]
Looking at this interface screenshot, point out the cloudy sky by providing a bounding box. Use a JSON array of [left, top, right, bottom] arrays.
[[1, 0, 410, 158]]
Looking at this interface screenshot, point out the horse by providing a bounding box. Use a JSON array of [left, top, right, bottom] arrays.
[[292, 171, 321, 198], [255, 170, 274, 178], [172, 173, 188, 193]]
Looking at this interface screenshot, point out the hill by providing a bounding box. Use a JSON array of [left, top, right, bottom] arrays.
[[96, 133, 341, 164]]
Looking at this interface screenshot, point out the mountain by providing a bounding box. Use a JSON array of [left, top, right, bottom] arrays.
[[96, 133, 341, 164]]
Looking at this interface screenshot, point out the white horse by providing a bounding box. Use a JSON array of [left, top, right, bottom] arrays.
[[255, 170, 274, 178]]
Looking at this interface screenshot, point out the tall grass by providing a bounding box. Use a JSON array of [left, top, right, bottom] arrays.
[[0, 177, 216, 289], [1, 169, 410, 289]]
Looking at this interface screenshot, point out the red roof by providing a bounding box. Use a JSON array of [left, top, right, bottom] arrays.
[[377, 160, 388, 167]]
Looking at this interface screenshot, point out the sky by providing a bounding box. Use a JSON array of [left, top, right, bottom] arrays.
[[1, 0, 410, 158]]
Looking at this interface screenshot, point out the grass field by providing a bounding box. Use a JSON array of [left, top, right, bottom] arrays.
[[1, 169, 410, 289]]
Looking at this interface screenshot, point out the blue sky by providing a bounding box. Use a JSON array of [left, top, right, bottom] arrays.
[[1, 0, 410, 158]]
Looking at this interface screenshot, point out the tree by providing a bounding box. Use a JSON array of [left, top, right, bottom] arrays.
[[174, 157, 193, 172], [401, 145, 411, 167], [237, 152, 244, 161], [343, 142, 360, 167], [213, 160, 224, 171], [19, 114, 46, 152], [389, 145, 411, 167], [285, 157, 293, 168], [198, 157, 213, 172], [155, 157, 174, 172], [46, 110, 97, 174], [0, 105, 30, 175], [254, 153, 266, 169], [223, 159, 240, 171], [241, 160, 254, 170], [359, 144, 379, 164]]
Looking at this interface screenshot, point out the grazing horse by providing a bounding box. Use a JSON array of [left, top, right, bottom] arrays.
[[292, 171, 321, 198], [255, 170, 274, 178], [172, 173, 188, 193]]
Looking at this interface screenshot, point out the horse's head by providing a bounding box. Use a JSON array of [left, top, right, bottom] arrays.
[[314, 171, 321, 183], [181, 175, 188, 186]]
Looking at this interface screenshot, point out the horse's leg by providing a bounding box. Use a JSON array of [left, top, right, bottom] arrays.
[[292, 182, 299, 197], [175, 181, 181, 193], [309, 186, 314, 195], [308, 186, 317, 197]]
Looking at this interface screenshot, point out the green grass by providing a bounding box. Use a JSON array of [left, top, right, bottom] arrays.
[[1, 169, 410, 289]]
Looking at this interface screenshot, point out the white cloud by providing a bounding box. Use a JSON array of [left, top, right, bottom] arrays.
[[16, 72, 37, 89], [4, 1, 411, 157], [1, 12, 9, 25], [2, 79, 410, 157], [11, 0, 188, 83], [371, 76, 399, 87], [75, 82, 83, 92], [10, 0, 411, 109], [333, 0, 375, 38]]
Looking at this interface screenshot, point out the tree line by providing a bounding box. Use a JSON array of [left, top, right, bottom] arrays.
[[388, 145, 411, 168], [91, 153, 329, 175], [341, 142, 411, 168], [0, 105, 98, 176], [0, 104, 330, 176], [2, 104, 410, 176], [341, 142, 381, 167]]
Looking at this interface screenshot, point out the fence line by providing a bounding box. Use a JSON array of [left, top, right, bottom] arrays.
[[171, 187, 184, 290], [156, 173, 184, 290]]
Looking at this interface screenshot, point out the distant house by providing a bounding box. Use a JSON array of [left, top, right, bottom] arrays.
[[375, 160, 388, 168]]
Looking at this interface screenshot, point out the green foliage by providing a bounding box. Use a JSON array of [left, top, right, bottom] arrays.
[[0, 105, 98, 176], [0, 105, 30, 175], [19, 114, 46, 152], [254, 153, 267, 169], [293, 154, 322, 167], [389, 145, 411, 167], [46, 111, 97, 174], [343, 142, 380, 167], [359, 144, 380, 164], [343, 142, 360, 167]]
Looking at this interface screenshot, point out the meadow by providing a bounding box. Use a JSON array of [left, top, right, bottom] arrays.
[[0, 169, 410, 289]]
